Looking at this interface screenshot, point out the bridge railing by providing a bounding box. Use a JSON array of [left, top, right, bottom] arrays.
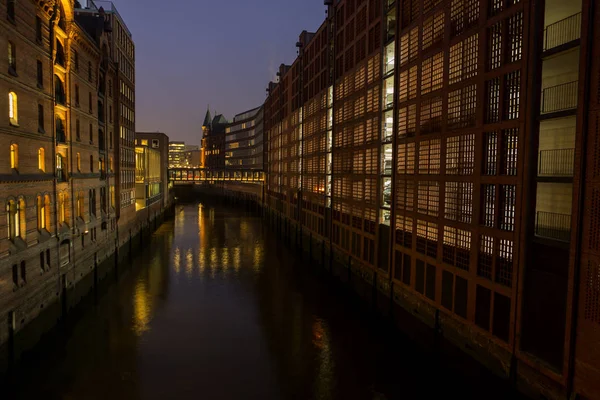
[[169, 168, 265, 183]]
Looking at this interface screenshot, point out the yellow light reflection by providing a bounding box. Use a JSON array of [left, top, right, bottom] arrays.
[[173, 247, 181, 275], [185, 248, 194, 278], [234, 247, 241, 272], [132, 280, 153, 336]]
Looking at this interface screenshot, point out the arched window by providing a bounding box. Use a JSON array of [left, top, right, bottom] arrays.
[[37, 195, 46, 231], [38, 148, 45, 171], [10, 143, 18, 169], [58, 193, 66, 224], [55, 40, 65, 67], [55, 115, 66, 143], [76, 152, 81, 171], [56, 154, 65, 181], [8, 91, 18, 125], [7, 199, 19, 239], [77, 191, 84, 218], [54, 75, 66, 105]]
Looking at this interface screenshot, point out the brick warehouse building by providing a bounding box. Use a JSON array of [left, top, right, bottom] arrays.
[[263, 0, 600, 398], [0, 0, 141, 359]]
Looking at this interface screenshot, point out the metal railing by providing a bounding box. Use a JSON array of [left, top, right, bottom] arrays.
[[535, 211, 571, 242], [538, 148, 575, 177], [541, 81, 578, 114], [543, 13, 582, 51]]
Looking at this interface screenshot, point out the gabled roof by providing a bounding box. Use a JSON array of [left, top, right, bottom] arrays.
[[202, 108, 212, 128]]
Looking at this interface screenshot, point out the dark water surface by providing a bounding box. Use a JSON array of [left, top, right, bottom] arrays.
[[5, 204, 521, 399]]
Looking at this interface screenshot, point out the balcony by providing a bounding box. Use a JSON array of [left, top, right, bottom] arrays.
[[538, 148, 575, 177], [543, 13, 582, 52], [535, 211, 571, 242], [541, 81, 578, 114]]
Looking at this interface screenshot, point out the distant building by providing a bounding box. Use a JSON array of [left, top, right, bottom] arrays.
[[136, 132, 169, 208], [224, 106, 264, 172], [184, 149, 202, 168], [168, 141, 186, 168], [202, 110, 229, 170]]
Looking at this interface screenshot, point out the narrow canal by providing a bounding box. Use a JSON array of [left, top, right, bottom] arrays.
[[5, 203, 522, 399]]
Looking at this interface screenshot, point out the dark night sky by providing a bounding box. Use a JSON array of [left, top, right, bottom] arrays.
[[112, 0, 326, 146]]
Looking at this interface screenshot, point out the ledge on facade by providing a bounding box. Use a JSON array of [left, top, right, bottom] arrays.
[[9, 237, 27, 255], [58, 223, 71, 237], [38, 229, 52, 244], [0, 172, 54, 183]]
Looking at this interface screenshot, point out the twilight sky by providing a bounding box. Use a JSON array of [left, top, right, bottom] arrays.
[[111, 0, 326, 146]]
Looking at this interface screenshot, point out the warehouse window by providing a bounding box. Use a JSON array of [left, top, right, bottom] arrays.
[[445, 182, 473, 223], [8, 91, 18, 125], [10, 143, 18, 169], [482, 184, 496, 227]]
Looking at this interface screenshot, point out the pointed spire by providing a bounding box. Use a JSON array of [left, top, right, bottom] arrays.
[[202, 106, 212, 128]]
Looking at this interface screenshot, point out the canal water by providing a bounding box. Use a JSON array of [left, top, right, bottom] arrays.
[[5, 203, 522, 400]]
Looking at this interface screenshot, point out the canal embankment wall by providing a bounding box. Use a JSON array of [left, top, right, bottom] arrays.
[[0, 203, 175, 375]]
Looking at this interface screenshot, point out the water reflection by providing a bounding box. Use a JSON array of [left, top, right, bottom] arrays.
[[4, 203, 522, 400]]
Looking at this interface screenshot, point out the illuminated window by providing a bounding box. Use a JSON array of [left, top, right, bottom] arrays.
[[38, 148, 45, 171], [59, 193, 66, 224], [8, 91, 18, 125], [76, 152, 81, 171], [37, 195, 47, 231], [77, 191, 84, 218], [7, 199, 20, 239], [10, 143, 18, 169]]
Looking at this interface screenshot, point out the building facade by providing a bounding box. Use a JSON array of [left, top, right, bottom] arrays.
[[264, 0, 600, 398], [168, 141, 185, 168], [135, 132, 169, 209], [0, 0, 131, 350], [202, 110, 228, 171], [224, 106, 264, 173], [76, 0, 136, 242]]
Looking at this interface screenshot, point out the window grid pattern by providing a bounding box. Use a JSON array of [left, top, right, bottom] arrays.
[[443, 226, 472, 271], [418, 139, 441, 175], [445, 182, 474, 223], [478, 235, 494, 279], [416, 220, 438, 258], [500, 185, 516, 231], [418, 181, 440, 217], [446, 134, 475, 175], [486, 77, 501, 123], [482, 184, 496, 227], [504, 70, 521, 120], [483, 131, 498, 175], [395, 214, 414, 248], [496, 239, 514, 287]]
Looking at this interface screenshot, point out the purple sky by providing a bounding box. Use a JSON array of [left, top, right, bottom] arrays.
[[112, 0, 326, 146]]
